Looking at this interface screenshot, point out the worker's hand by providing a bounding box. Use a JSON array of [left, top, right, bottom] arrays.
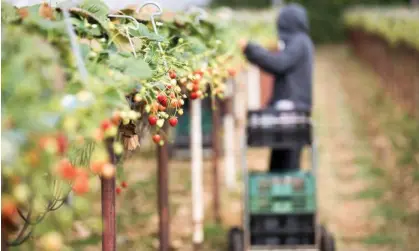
[[238, 39, 248, 52]]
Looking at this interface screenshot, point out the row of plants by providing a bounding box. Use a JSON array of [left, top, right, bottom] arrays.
[[343, 7, 419, 50], [340, 46, 419, 251], [1, 1, 241, 249]]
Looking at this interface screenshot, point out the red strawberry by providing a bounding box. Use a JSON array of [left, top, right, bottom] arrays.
[[56, 133, 68, 155], [190, 92, 199, 100], [194, 70, 204, 77], [169, 70, 177, 79], [169, 117, 178, 127], [148, 115, 158, 126], [57, 159, 77, 180], [101, 120, 112, 131], [121, 181, 128, 188], [157, 94, 168, 107], [116, 187, 122, 195], [72, 175, 89, 195], [192, 85, 199, 92], [152, 134, 161, 144]]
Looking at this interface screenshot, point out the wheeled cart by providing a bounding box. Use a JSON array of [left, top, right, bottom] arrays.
[[228, 108, 335, 251]]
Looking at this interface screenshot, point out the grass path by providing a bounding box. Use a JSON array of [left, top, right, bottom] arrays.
[[314, 46, 378, 251]]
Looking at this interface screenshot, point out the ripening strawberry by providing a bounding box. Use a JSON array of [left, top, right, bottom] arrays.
[[152, 134, 161, 144], [169, 70, 177, 79], [192, 79, 200, 85], [39, 2, 53, 20], [39, 136, 54, 150], [148, 115, 158, 126], [190, 92, 199, 100], [57, 159, 77, 180], [169, 117, 178, 127], [111, 111, 121, 125], [228, 68, 236, 77], [17, 8, 29, 19], [101, 119, 112, 131], [158, 105, 166, 111], [121, 181, 128, 188], [116, 187, 122, 195], [1, 197, 17, 219], [194, 70, 204, 78], [56, 133, 68, 155], [76, 168, 89, 179], [72, 175, 89, 195], [170, 99, 179, 108], [90, 161, 105, 175]]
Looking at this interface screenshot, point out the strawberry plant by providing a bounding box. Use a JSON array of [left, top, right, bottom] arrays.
[[1, 0, 241, 249]]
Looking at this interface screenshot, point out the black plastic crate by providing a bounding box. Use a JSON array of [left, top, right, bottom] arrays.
[[250, 233, 315, 245], [247, 109, 312, 148], [250, 214, 315, 234]]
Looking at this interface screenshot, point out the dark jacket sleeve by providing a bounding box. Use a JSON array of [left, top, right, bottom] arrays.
[[244, 36, 305, 75]]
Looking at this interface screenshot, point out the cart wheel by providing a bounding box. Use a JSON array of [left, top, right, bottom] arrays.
[[320, 225, 336, 251], [228, 227, 244, 251]]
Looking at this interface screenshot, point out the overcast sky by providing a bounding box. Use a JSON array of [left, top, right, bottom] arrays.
[[7, 0, 210, 10]]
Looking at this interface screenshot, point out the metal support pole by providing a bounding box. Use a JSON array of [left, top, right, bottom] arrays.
[[157, 126, 170, 251], [102, 139, 117, 251], [191, 99, 204, 250], [212, 98, 221, 224]]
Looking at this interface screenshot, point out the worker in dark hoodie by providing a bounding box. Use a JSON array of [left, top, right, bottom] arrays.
[[240, 3, 314, 172]]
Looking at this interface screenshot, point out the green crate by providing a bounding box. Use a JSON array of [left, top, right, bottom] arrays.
[[249, 195, 316, 214], [175, 107, 213, 136], [248, 170, 316, 214], [249, 170, 315, 197]]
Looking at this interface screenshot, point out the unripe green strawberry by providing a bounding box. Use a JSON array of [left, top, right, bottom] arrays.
[[157, 119, 165, 128]]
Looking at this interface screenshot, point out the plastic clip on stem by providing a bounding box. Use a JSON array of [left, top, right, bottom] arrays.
[[108, 14, 141, 58], [137, 2, 168, 69]]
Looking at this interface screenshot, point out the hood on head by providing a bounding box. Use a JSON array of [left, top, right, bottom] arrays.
[[276, 4, 309, 42]]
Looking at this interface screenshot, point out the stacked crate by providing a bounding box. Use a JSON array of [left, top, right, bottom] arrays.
[[248, 171, 316, 246]]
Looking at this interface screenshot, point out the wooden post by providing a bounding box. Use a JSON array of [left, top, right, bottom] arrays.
[[224, 78, 237, 189], [102, 139, 117, 251], [2, 228, 8, 251], [191, 99, 204, 250], [157, 126, 170, 251], [212, 98, 221, 224]]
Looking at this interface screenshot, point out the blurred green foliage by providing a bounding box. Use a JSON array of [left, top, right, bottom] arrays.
[[210, 0, 411, 43], [344, 7, 419, 50]]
